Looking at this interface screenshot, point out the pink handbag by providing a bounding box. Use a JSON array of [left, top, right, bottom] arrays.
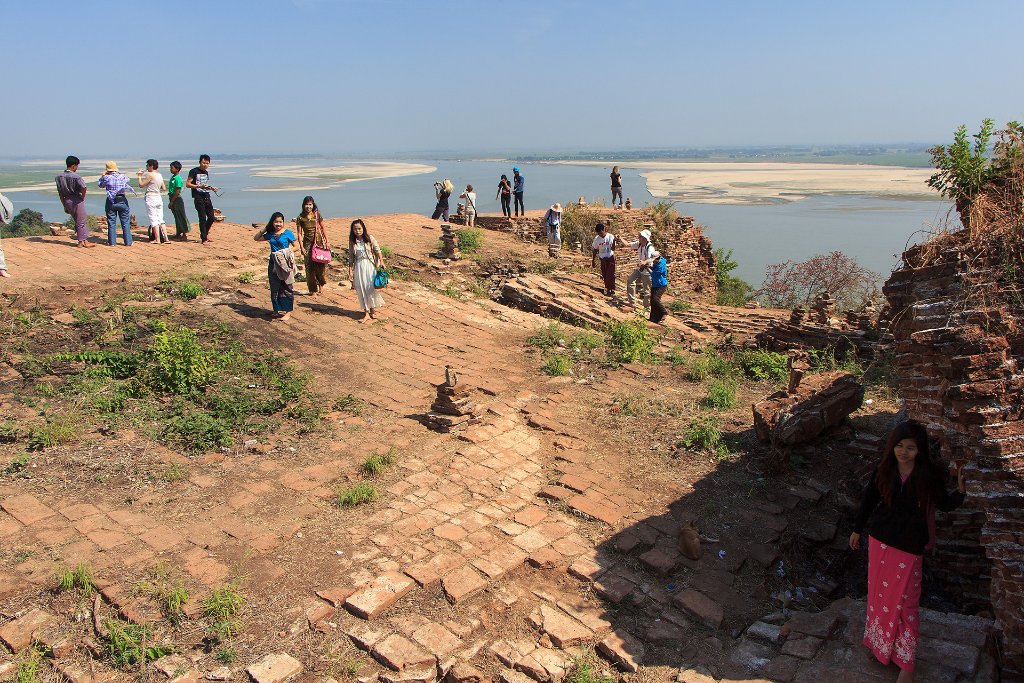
[[310, 213, 332, 264]]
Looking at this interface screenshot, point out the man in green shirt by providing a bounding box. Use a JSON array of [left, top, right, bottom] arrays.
[[167, 161, 190, 239]]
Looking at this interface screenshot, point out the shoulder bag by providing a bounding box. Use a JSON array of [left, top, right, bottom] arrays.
[[310, 212, 332, 264]]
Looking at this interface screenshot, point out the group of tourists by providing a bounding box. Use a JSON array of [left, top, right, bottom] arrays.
[[252, 196, 386, 324], [589, 222, 668, 324], [433, 167, 526, 222], [56, 155, 220, 248]]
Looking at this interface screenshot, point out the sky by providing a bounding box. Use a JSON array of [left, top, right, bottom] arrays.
[[2, 0, 1021, 157]]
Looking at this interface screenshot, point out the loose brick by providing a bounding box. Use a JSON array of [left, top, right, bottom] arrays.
[[246, 652, 303, 682], [566, 495, 624, 525], [405, 552, 465, 587], [597, 631, 645, 673], [529, 604, 593, 648], [412, 622, 463, 657], [567, 557, 607, 581], [372, 633, 435, 671], [345, 571, 416, 620], [442, 565, 486, 604], [0, 608, 57, 653], [316, 586, 356, 607], [673, 590, 723, 629]]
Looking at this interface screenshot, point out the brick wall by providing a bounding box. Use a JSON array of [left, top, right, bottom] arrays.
[[882, 230, 1024, 679]]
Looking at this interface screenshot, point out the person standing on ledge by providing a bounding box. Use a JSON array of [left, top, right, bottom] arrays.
[[55, 156, 93, 248], [187, 154, 219, 244], [431, 179, 453, 222], [849, 420, 966, 683], [98, 161, 135, 247], [496, 174, 512, 219], [0, 192, 13, 277], [460, 184, 477, 227], [610, 165, 623, 208], [543, 203, 562, 257], [167, 161, 190, 240], [137, 159, 169, 244], [512, 166, 525, 217], [591, 222, 618, 296], [649, 250, 668, 323]]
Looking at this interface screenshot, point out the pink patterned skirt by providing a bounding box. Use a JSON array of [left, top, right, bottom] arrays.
[[863, 536, 923, 671]]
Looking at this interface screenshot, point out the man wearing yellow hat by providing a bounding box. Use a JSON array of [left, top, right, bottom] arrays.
[[98, 161, 136, 246]]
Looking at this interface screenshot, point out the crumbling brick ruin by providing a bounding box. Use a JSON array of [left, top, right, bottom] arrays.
[[882, 213, 1024, 676], [757, 292, 879, 358]]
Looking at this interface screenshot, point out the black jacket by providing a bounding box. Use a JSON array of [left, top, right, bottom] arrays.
[[854, 466, 965, 555]]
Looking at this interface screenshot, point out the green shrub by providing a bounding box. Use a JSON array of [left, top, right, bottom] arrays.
[[0, 422, 20, 443], [177, 282, 204, 300], [542, 354, 572, 376], [565, 650, 616, 683], [104, 618, 173, 668], [380, 245, 395, 259], [15, 646, 44, 683], [455, 228, 483, 254], [214, 647, 238, 665], [735, 349, 788, 382], [162, 411, 232, 453], [680, 416, 728, 457], [337, 482, 379, 507], [668, 300, 692, 313], [528, 322, 565, 351], [237, 271, 255, 284], [605, 318, 657, 363], [55, 563, 96, 593], [702, 379, 738, 410], [7, 209, 50, 237], [714, 248, 755, 306], [685, 348, 735, 381], [204, 586, 244, 621], [362, 447, 397, 476], [146, 327, 214, 394], [334, 394, 367, 416], [27, 413, 78, 450], [559, 203, 605, 253]]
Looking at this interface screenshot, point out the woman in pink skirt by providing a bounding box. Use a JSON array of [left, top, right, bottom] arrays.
[[849, 420, 966, 682]]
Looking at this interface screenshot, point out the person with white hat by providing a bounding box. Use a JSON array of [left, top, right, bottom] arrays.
[[543, 202, 562, 257], [0, 192, 13, 277], [625, 227, 656, 309]]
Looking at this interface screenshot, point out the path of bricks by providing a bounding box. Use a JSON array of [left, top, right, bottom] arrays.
[[0, 218, 998, 682]]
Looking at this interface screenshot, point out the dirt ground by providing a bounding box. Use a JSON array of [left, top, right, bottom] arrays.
[[0, 215, 930, 683]]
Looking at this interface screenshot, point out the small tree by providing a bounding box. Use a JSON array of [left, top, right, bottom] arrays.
[[7, 209, 50, 237], [758, 251, 878, 311], [927, 119, 994, 227], [714, 248, 754, 306]]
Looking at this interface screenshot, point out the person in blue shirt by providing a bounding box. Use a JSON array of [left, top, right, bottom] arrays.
[[649, 250, 668, 323], [254, 212, 298, 321], [512, 166, 525, 217]]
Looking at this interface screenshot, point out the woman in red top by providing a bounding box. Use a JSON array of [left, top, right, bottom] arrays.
[[850, 420, 966, 682]]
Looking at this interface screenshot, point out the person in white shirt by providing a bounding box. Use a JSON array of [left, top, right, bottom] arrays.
[[459, 184, 477, 227], [625, 227, 655, 309], [137, 159, 169, 244], [543, 203, 562, 257], [591, 222, 619, 296]]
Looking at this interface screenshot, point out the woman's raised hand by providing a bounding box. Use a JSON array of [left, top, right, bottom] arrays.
[[849, 532, 861, 550]]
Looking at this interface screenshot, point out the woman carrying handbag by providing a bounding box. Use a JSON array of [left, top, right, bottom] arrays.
[[296, 195, 330, 296]]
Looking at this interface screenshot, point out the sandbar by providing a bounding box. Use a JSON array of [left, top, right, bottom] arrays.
[[556, 161, 938, 205], [245, 162, 435, 192]]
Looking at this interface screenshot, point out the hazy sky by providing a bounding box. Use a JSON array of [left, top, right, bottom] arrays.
[[3, 0, 1021, 157]]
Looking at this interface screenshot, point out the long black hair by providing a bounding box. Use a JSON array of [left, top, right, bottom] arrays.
[[876, 420, 937, 508], [349, 219, 372, 247], [301, 195, 319, 217], [265, 211, 285, 234]]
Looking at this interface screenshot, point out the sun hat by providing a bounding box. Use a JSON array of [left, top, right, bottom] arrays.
[[0, 193, 13, 224], [639, 229, 652, 240], [105, 161, 119, 172], [550, 203, 562, 212]]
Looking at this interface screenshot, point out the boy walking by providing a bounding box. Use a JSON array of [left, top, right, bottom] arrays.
[[167, 161, 190, 239], [187, 154, 220, 244]]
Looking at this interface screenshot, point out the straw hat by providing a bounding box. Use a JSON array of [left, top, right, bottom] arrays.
[[105, 161, 119, 172], [550, 203, 562, 212]]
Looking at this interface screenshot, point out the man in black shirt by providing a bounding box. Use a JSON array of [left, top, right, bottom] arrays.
[[186, 154, 220, 244]]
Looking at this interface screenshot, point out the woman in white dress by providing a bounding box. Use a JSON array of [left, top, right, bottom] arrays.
[[348, 219, 385, 322]]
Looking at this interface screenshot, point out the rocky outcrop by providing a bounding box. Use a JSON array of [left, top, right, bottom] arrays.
[[883, 224, 1024, 679], [757, 292, 879, 358], [752, 371, 864, 447]]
